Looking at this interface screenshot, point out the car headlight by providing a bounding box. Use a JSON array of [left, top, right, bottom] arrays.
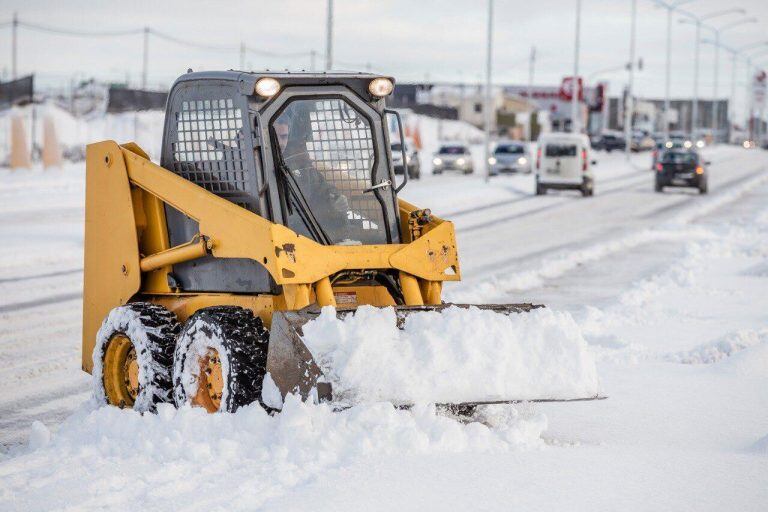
[[517, 157, 527, 165], [665, 141, 673, 148], [254, 77, 280, 97], [456, 158, 466, 166], [683, 140, 693, 149], [696, 140, 705, 148], [368, 77, 394, 97], [433, 157, 443, 165], [488, 157, 497, 165]]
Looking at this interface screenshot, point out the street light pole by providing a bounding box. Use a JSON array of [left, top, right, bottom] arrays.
[[142, 26, 149, 89], [325, 0, 334, 71], [624, 0, 637, 161], [712, 31, 720, 137], [12, 11, 18, 79], [483, 0, 494, 183], [527, 46, 535, 142], [692, 20, 700, 134], [571, 0, 582, 134]]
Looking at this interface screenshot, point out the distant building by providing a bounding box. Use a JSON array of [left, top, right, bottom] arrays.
[[607, 96, 729, 140], [388, 79, 608, 138]]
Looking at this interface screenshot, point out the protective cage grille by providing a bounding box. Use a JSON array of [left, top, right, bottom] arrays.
[[276, 97, 388, 244], [169, 98, 251, 203]]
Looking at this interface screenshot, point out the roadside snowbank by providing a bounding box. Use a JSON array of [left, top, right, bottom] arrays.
[[302, 305, 600, 405], [1, 398, 545, 510]]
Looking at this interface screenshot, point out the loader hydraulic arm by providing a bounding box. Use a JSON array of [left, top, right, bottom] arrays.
[[91, 141, 461, 291]]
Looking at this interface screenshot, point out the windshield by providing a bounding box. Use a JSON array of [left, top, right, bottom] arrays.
[[438, 146, 466, 155], [545, 144, 577, 157], [495, 145, 524, 155], [272, 98, 389, 245], [661, 151, 697, 164]]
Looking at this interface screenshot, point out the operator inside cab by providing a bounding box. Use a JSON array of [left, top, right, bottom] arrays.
[[272, 104, 353, 244]]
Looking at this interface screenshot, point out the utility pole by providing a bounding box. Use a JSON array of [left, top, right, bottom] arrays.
[[142, 26, 149, 89], [571, 0, 582, 134], [712, 32, 720, 139], [483, 0, 494, 182], [624, 0, 637, 160], [12, 12, 18, 79], [527, 46, 536, 141], [325, 0, 334, 71], [664, 7, 672, 138], [692, 19, 701, 135], [239, 42, 246, 70]]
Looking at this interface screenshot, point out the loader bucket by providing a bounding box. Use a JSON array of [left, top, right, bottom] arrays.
[[264, 304, 604, 410]]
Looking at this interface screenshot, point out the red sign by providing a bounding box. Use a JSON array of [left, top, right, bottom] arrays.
[[559, 76, 584, 101]]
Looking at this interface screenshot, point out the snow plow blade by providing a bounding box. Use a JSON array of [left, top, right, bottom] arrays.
[[265, 304, 604, 410]]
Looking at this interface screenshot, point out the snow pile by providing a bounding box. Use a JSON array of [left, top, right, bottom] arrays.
[[2, 398, 545, 510], [665, 329, 768, 365], [301, 305, 600, 405]]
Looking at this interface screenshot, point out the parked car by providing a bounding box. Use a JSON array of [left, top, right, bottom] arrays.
[[591, 131, 626, 152], [535, 133, 595, 197], [489, 141, 531, 175], [655, 149, 708, 194], [631, 131, 655, 152], [432, 144, 473, 174], [391, 141, 421, 179]]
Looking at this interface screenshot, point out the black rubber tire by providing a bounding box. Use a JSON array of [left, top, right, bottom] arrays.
[[655, 180, 663, 192], [535, 177, 545, 196], [433, 169, 442, 175], [463, 169, 473, 175], [699, 182, 708, 194], [93, 302, 180, 412], [173, 306, 269, 413]]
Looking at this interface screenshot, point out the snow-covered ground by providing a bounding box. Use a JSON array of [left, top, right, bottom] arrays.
[[0, 113, 767, 510]]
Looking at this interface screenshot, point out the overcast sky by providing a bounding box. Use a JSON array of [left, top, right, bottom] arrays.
[[2, 0, 768, 106]]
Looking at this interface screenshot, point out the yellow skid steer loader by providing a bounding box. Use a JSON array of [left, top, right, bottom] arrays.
[[83, 71, 600, 414]]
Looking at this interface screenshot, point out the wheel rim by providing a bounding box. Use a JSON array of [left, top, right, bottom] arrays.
[[103, 334, 139, 408], [192, 348, 223, 413]]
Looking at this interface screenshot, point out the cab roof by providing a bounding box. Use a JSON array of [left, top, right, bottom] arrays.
[[172, 70, 394, 101]]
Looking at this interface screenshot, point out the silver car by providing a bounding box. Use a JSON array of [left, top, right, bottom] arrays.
[[432, 144, 473, 174], [489, 142, 531, 175]]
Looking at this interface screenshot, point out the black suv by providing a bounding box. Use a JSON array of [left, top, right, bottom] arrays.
[[655, 150, 709, 194]]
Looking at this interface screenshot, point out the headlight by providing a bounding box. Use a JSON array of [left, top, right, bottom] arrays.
[[696, 140, 705, 148], [743, 140, 751, 149], [665, 141, 673, 148], [254, 77, 280, 97], [683, 140, 692, 149], [517, 157, 527, 165], [368, 77, 394, 97], [456, 158, 466, 166], [488, 157, 497, 165], [433, 157, 443, 165]]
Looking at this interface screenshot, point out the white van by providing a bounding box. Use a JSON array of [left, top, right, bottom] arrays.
[[535, 133, 595, 196]]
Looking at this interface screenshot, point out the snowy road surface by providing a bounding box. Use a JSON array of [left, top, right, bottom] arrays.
[[1, 145, 767, 510]]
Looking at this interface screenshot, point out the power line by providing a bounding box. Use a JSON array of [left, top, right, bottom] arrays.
[[18, 20, 143, 37]]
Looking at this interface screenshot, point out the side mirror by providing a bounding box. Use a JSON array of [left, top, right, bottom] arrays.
[[591, 160, 598, 166], [705, 160, 712, 165]]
